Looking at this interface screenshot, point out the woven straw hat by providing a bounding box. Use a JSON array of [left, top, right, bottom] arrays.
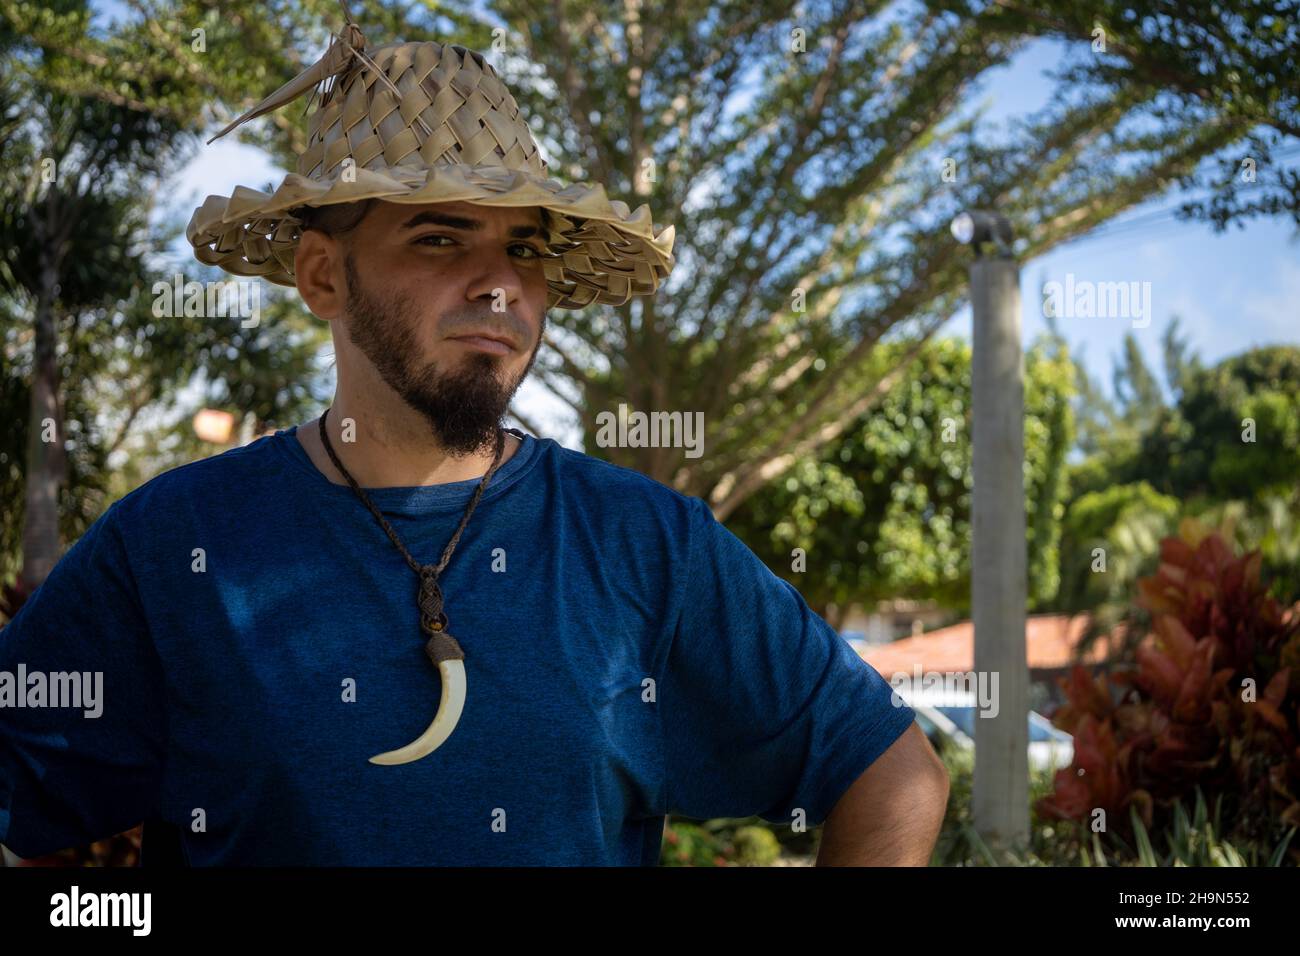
[[186, 18, 675, 310]]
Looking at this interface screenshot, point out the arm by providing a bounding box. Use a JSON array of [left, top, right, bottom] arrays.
[[661, 497, 920, 830], [0, 503, 166, 859], [815, 721, 949, 866]]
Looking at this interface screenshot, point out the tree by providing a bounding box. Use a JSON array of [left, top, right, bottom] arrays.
[[483, 0, 1264, 518], [1056, 342, 1300, 639], [0, 1, 332, 589], [724, 332, 1076, 617], [1055, 479, 1180, 632], [15, 0, 1252, 524], [1137, 345, 1300, 501], [940, 0, 1300, 229], [0, 0, 186, 589], [1065, 318, 1197, 500]]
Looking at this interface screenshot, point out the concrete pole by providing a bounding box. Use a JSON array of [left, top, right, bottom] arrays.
[[970, 255, 1030, 848]]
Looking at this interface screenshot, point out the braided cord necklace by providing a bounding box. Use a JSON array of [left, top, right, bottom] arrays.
[[317, 407, 506, 671]]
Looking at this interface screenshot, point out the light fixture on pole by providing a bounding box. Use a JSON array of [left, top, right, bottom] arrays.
[[951, 210, 1014, 258]]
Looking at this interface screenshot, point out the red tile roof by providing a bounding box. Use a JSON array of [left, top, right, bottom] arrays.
[[861, 613, 1114, 675]]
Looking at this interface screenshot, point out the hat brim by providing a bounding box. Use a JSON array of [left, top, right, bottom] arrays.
[[186, 162, 675, 310]]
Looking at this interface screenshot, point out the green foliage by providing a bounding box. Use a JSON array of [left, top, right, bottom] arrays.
[[731, 826, 783, 866], [659, 815, 812, 866], [659, 821, 732, 867], [1057, 481, 1180, 651], [484, 0, 1260, 506], [84, 283, 331, 499], [1203, 496, 1300, 605], [933, 740, 1298, 866], [1211, 390, 1300, 496], [726, 334, 1076, 615], [0, 326, 30, 587], [1111, 334, 1164, 435], [936, 0, 1300, 229], [1136, 346, 1300, 502], [0, 2, 336, 588], [0, 1, 185, 585], [1127, 791, 1297, 868], [1064, 322, 1192, 499], [931, 742, 1086, 866], [1062, 342, 1300, 619], [658, 819, 784, 867]]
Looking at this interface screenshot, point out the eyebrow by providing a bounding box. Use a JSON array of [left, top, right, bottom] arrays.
[[398, 210, 542, 239]]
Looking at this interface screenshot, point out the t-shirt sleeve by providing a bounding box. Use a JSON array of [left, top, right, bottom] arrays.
[[660, 497, 915, 827], [0, 502, 167, 859]]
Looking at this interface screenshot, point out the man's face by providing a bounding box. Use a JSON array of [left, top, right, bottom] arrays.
[[304, 199, 551, 456]]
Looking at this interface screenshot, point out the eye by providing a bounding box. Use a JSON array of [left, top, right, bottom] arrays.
[[413, 234, 456, 248], [413, 235, 547, 259]]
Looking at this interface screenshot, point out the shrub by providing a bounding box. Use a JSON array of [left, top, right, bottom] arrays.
[[659, 817, 797, 866], [1037, 517, 1300, 858], [731, 825, 782, 866], [933, 740, 1296, 866], [659, 820, 734, 866]]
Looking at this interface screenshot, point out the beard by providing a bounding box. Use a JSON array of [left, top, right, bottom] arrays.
[[340, 251, 543, 457]]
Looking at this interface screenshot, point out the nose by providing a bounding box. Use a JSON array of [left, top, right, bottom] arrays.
[[465, 245, 528, 314]]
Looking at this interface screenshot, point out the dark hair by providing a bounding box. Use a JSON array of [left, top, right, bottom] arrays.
[[537, 206, 556, 243], [293, 199, 558, 245], [292, 199, 377, 237]]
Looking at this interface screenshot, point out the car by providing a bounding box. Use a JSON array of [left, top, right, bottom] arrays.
[[903, 694, 1073, 773]]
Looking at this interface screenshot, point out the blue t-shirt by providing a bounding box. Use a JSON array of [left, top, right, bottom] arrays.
[[0, 426, 914, 865]]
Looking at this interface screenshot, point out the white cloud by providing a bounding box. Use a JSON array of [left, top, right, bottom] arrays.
[[156, 138, 283, 228], [1238, 257, 1300, 346]]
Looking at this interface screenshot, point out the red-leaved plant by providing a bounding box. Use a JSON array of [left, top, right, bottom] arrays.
[[1038, 518, 1300, 854]]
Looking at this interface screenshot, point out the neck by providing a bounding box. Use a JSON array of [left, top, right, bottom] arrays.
[[297, 389, 518, 488]]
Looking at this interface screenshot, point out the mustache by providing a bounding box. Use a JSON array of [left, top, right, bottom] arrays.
[[440, 308, 534, 345]]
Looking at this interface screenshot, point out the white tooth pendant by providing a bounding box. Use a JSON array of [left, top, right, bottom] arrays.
[[320, 415, 502, 769], [369, 624, 467, 766]]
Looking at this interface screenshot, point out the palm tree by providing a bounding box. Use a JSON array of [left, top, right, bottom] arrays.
[[0, 7, 181, 590]]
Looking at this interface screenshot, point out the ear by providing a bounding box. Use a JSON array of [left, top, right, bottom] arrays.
[[295, 228, 346, 321]]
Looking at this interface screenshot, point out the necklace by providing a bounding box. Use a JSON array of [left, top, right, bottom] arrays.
[[317, 407, 507, 765]]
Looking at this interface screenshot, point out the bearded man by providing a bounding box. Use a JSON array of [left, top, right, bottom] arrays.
[[0, 17, 947, 867]]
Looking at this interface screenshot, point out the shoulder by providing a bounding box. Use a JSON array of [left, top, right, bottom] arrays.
[[105, 432, 287, 528], [529, 439, 719, 564], [542, 445, 777, 581], [542, 440, 707, 521]]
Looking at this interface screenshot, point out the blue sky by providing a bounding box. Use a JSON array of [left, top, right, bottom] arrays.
[[949, 38, 1299, 400], [89, 3, 1298, 441]]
